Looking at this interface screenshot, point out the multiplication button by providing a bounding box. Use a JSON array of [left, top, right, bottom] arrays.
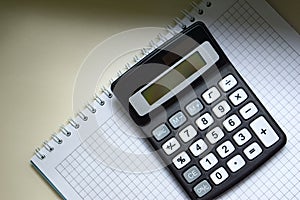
[[229, 88, 248, 106], [250, 116, 279, 148]]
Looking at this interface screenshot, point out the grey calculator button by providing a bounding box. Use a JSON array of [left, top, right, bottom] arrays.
[[193, 180, 212, 198], [185, 99, 203, 116], [183, 166, 201, 183], [152, 124, 170, 141], [169, 111, 187, 129]]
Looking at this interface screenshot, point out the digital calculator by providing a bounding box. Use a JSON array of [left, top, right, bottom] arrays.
[[111, 22, 286, 200]]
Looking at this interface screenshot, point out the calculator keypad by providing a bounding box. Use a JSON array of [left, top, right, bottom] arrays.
[[150, 73, 283, 199]]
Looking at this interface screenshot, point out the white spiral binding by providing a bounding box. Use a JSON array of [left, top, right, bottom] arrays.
[[34, 0, 212, 160]]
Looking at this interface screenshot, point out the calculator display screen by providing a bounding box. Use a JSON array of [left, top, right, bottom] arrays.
[[142, 52, 206, 105]]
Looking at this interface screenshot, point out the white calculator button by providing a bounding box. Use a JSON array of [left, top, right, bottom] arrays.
[[179, 125, 197, 143], [244, 142, 262, 160], [227, 155, 246, 172], [152, 124, 170, 141], [206, 127, 225, 144], [200, 153, 218, 171], [250, 116, 279, 148], [169, 111, 187, 129], [219, 74, 237, 92], [202, 87, 221, 104], [162, 137, 181, 155], [216, 140, 235, 158], [210, 167, 229, 185], [229, 88, 248, 106], [239, 102, 258, 120], [185, 99, 203, 116], [196, 113, 214, 130], [223, 114, 241, 132], [172, 151, 191, 169], [233, 128, 252, 146], [189, 139, 208, 157], [212, 100, 231, 118]]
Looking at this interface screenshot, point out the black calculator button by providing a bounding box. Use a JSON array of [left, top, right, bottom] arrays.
[[250, 116, 280, 148], [185, 99, 203, 116], [183, 166, 201, 183], [212, 100, 231, 118], [169, 111, 187, 129], [243, 142, 263, 160], [239, 102, 258, 120], [172, 151, 191, 169], [202, 86, 221, 104], [216, 140, 236, 158], [218, 74, 238, 92], [229, 88, 248, 106], [196, 113, 214, 130], [233, 128, 252, 146], [210, 167, 229, 185], [223, 114, 242, 132], [162, 137, 181, 155], [226, 154, 246, 173], [206, 127, 225, 144], [193, 180, 212, 198], [200, 153, 218, 171], [152, 124, 170, 141], [189, 139, 208, 157], [178, 125, 198, 143]]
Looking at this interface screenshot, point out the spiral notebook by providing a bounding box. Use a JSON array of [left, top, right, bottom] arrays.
[[30, 0, 300, 199]]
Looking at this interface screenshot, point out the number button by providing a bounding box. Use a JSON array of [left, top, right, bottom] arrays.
[[227, 154, 246, 172], [193, 180, 212, 198], [196, 113, 214, 130], [189, 139, 208, 157], [233, 128, 252, 146], [185, 99, 203, 116], [179, 125, 197, 143], [200, 153, 218, 171], [162, 137, 181, 155], [250, 116, 279, 148], [243, 142, 262, 160], [173, 151, 191, 169], [212, 100, 231, 118], [152, 124, 170, 141], [239, 102, 258, 120], [223, 114, 241, 132], [183, 166, 201, 183], [206, 127, 225, 144], [229, 88, 248, 106], [202, 87, 221, 104], [210, 167, 229, 185], [169, 111, 187, 129], [216, 140, 235, 158], [218, 74, 237, 92]]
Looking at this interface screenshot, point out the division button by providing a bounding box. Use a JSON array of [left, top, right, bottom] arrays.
[[250, 116, 279, 148], [218, 74, 238, 92], [193, 180, 212, 198]]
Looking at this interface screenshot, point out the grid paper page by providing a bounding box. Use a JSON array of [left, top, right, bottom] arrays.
[[34, 0, 299, 199]]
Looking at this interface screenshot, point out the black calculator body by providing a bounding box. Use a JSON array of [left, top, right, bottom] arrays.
[[111, 22, 286, 200]]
